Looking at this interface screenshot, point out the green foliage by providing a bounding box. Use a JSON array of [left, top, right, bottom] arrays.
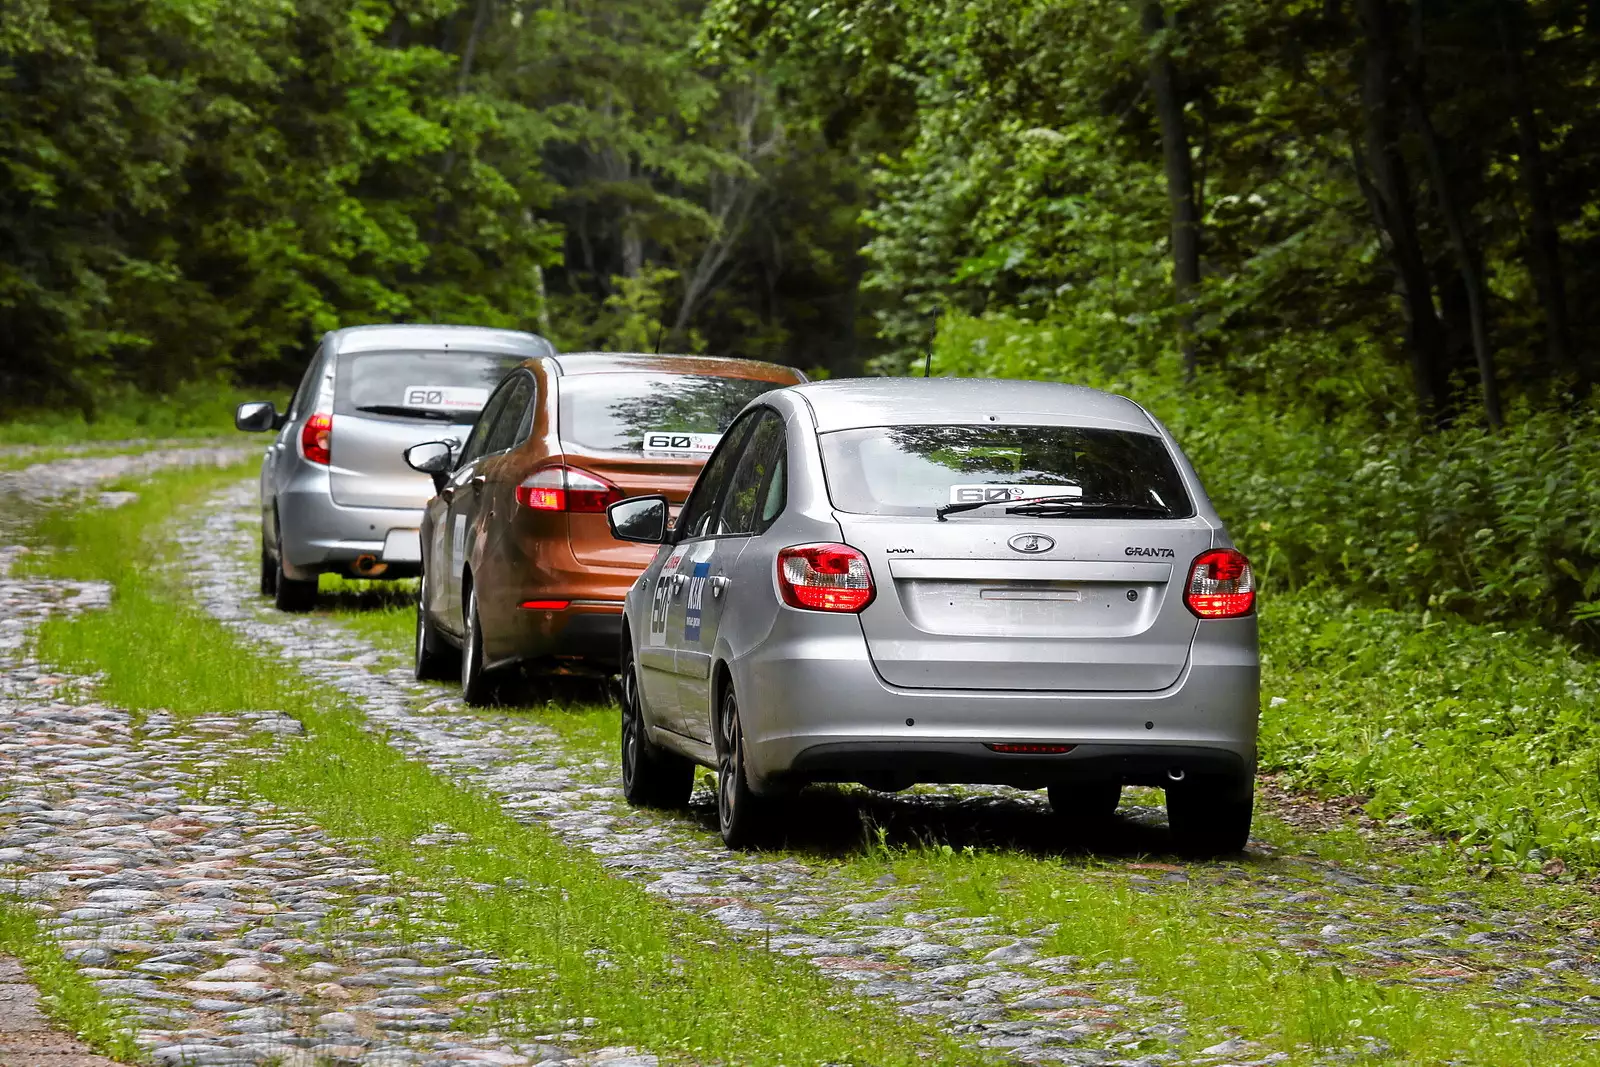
[[0, 379, 253, 445]]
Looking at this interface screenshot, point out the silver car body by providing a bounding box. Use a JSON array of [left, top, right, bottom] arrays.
[[259, 324, 555, 581], [620, 377, 1259, 794]]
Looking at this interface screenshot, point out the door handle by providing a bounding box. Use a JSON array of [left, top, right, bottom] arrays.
[[672, 574, 686, 592], [439, 485, 456, 501], [711, 576, 729, 599], [471, 473, 486, 487]]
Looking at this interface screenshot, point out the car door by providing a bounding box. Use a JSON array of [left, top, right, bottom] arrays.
[[266, 347, 325, 533], [438, 378, 516, 632], [471, 372, 538, 660], [663, 412, 769, 741]]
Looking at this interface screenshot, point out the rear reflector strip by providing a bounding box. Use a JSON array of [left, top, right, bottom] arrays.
[[985, 743, 1076, 755], [518, 599, 571, 610]]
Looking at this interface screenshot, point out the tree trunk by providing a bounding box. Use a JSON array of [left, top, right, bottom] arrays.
[[1406, 3, 1502, 429], [1354, 0, 1450, 426], [1141, 1, 1202, 380], [1500, 3, 1582, 390], [456, 0, 493, 95]]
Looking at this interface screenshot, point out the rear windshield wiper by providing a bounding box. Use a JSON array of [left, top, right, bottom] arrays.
[[355, 404, 460, 422], [936, 494, 1084, 522], [1007, 501, 1173, 518]]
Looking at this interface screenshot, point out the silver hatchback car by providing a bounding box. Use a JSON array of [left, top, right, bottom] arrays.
[[608, 378, 1259, 854], [236, 324, 555, 610]]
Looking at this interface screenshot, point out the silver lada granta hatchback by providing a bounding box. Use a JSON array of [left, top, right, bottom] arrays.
[[608, 378, 1259, 854]]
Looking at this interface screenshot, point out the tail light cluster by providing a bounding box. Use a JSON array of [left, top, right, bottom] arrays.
[[301, 413, 332, 465], [1184, 548, 1255, 618], [777, 543, 875, 613], [516, 465, 624, 513]]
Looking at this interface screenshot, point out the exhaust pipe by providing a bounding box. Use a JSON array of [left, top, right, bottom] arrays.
[[1166, 767, 1186, 783], [352, 554, 388, 578]]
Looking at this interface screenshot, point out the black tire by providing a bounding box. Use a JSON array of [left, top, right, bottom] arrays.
[[272, 532, 317, 612], [414, 573, 456, 682], [716, 686, 771, 849], [620, 640, 692, 808], [460, 584, 496, 706], [1165, 779, 1254, 857], [259, 537, 277, 597], [1047, 780, 1122, 820]]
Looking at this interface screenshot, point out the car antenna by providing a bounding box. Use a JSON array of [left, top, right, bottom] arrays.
[[923, 349, 932, 377]]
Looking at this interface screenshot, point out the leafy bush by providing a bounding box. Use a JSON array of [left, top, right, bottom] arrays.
[[934, 313, 1600, 644], [1260, 591, 1600, 870], [0, 379, 254, 445]]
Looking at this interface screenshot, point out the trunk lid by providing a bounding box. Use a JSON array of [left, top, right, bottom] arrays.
[[838, 515, 1214, 691], [563, 448, 702, 570], [328, 414, 475, 510]]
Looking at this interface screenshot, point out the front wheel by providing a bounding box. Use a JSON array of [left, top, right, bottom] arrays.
[[259, 537, 277, 597], [1047, 780, 1121, 821], [414, 574, 456, 682], [460, 585, 496, 706], [1165, 779, 1254, 857], [716, 686, 771, 849], [620, 641, 692, 808]]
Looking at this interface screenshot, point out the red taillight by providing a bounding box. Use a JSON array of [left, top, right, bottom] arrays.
[[519, 599, 571, 611], [1184, 548, 1255, 618], [986, 743, 1076, 754], [777, 543, 875, 613], [515, 466, 624, 513], [300, 413, 332, 465]]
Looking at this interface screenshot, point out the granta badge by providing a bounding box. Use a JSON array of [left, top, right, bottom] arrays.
[[1008, 533, 1055, 554], [1125, 546, 1177, 558]]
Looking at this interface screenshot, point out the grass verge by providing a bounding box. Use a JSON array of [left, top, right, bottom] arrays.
[[0, 901, 145, 1062], [0, 380, 258, 446], [19, 467, 984, 1065]]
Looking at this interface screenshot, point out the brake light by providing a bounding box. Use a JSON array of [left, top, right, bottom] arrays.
[[777, 543, 874, 612], [300, 413, 332, 465], [1184, 548, 1255, 618], [515, 466, 624, 513], [986, 743, 1076, 754]]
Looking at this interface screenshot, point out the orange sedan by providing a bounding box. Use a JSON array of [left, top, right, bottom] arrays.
[[405, 352, 804, 704]]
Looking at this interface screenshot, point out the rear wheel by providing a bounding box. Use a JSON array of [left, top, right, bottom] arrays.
[[1047, 780, 1121, 821], [414, 572, 456, 682], [259, 536, 277, 597], [272, 531, 317, 612], [620, 641, 692, 808], [716, 686, 771, 849], [460, 585, 496, 706], [1166, 779, 1254, 857]]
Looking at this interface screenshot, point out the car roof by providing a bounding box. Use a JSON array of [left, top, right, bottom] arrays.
[[328, 324, 556, 357], [546, 352, 804, 383], [786, 377, 1158, 434]]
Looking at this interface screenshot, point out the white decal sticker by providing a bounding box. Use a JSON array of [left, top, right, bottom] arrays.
[[451, 515, 467, 576], [643, 430, 721, 456], [948, 483, 1083, 504], [403, 385, 490, 412], [648, 549, 685, 647]]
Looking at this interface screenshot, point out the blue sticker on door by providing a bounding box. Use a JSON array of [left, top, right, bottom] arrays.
[[683, 560, 711, 642]]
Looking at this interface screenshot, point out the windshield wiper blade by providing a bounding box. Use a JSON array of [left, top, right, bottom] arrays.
[[935, 494, 1084, 522], [1006, 501, 1172, 518], [355, 404, 458, 421]]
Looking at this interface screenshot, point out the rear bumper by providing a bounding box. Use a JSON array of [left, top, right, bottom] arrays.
[[493, 601, 625, 672], [736, 614, 1259, 792], [275, 478, 425, 578]]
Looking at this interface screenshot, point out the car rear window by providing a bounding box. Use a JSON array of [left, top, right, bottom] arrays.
[[558, 373, 786, 455], [817, 424, 1195, 518], [334, 350, 527, 422]]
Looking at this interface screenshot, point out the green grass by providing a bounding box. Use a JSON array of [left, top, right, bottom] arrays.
[[1259, 590, 1600, 872], [19, 467, 985, 1066], [0, 379, 260, 446], [0, 901, 146, 1063]]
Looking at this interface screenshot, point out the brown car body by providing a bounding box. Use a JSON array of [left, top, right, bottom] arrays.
[[417, 352, 804, 688]]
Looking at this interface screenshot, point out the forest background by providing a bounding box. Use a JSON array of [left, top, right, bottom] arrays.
[[5, 0, 1600, 645]]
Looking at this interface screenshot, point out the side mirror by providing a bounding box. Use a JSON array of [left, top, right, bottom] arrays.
[[235, 401, 278, 433], [607, 495, 670, 544], [405, 441, 456, 494]]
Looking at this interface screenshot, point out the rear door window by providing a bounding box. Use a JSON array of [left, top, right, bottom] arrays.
[[558, 373, 785, 455], [717, 410, 786, 536], [818, 424, 1194, 518], [335, 350, 527, 423], [482, 374, 535, 456], [677, 414, 759, 540]]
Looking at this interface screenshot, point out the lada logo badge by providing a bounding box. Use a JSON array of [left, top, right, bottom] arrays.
[[1008, 533, 1054, 554]]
